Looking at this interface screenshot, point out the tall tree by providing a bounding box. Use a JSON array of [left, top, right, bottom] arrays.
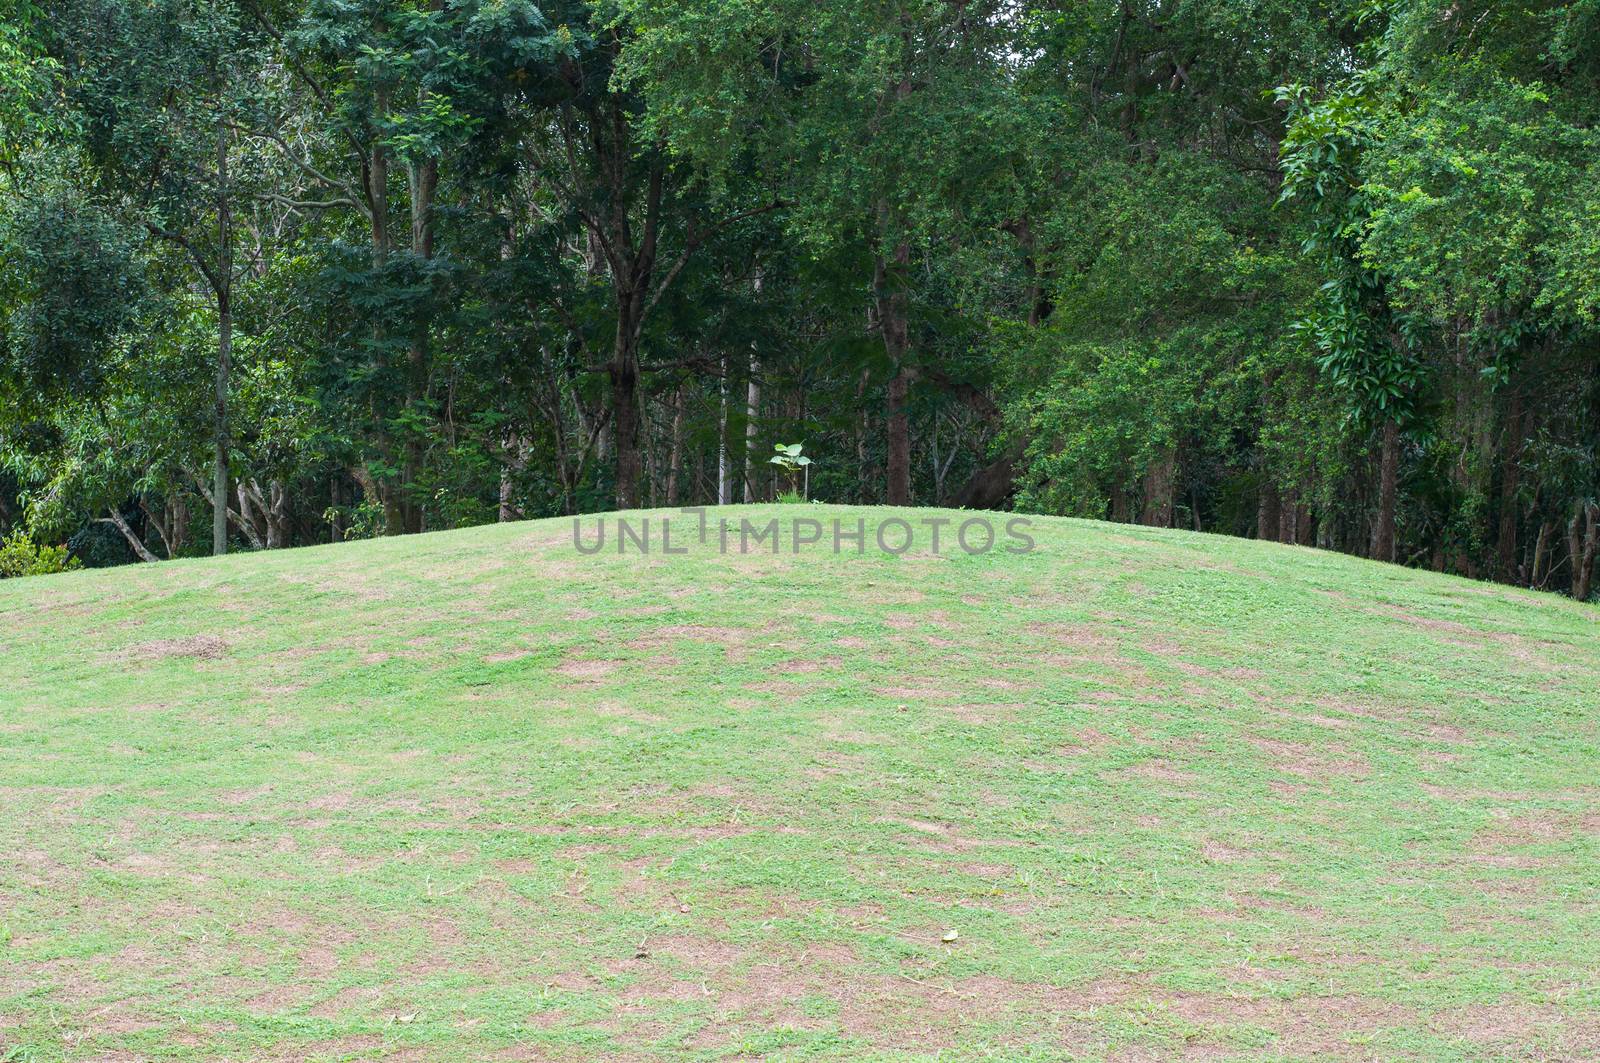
[[47, 0, 258, 554]]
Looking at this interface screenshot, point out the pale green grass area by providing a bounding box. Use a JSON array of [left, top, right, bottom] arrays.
[[1, 505, 1598, 1061]]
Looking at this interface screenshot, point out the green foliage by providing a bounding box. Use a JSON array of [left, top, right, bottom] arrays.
[[0, 190, 146, 407], [0, 0, 64, 175], [768, 442, 811, 471], [0, 0, 1597, 597], [1279, 77, 1423, 429], [769, 442, 812, 500], [0, 530, 80, 578]]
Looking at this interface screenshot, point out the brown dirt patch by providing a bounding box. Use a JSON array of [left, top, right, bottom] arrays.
[[307, 985, 379, 1019], [1029, 620, 1118, 650], [773, 655, 842, 674], [1250, 736, 1369, 780], [243, 985, 303, 1014], [1163, 991, 1415, 1056], [483, 650, 530, 663], [1059, 727, 1114, 755], [1200, 839, 1250, 863], [554, 657, 619, 681], [744, 677, 824, 696], [1116, 759, 1199, 786], [976, 675, 1031, 691], [1465, 812, 1569, 863], [116, 635, 229, 662], [627, 624, 754, 663], [629, 624, 750, 648], [592, 700, 665, 723], [863, 586, 927, 606], [873, 816, 1009, 854], [626, 939, 1134, 1054], [959, 861, 1015, 879], [805, 750, 867, 780], [875, 682, 958, 701], [1176, 661, 1266, 681], [1430, 1002, 1600, 1056], [944, 703, 1018, 725], [648, 935, 747, 970]]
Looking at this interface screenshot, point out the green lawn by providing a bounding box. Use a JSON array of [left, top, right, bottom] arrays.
[[2, 506, 1598, 1061]]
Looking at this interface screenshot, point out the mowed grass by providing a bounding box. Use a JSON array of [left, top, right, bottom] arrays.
[[2, 505, 1598, 1062]]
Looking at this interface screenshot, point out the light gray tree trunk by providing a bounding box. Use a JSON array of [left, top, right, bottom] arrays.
[[212, 121, 232, 556], [743, 354, 761, 503], [266, 480, 289, 549], [717, 353, 732, 504], [666, 382, 685, 506]]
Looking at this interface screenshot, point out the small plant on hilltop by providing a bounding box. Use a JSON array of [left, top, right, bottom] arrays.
[[770, 443, 812, 501]]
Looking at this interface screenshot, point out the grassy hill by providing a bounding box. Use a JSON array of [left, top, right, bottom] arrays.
[[2, 505, 1597, 1061]]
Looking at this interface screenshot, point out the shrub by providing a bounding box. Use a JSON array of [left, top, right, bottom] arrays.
[[0, 531, 81, 578]]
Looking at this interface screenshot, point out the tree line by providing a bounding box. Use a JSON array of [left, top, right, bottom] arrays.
[[1, 0, 1597, 597]]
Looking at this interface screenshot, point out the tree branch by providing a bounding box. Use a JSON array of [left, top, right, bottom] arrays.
[[99, 509, 160, 563], [143, 219, 225, 299], [257, 191, 364, 212], [641, 199, 786, 324], [230, 120, 366, 215]]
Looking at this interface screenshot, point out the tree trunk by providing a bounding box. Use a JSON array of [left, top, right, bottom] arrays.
[[1531, 519, 1553, 588], [140, 497, 172, 559], [944, 220, 1052, 511], [350, 466, 384, 540], [1006, 217, 1053, 328], [599, 143, 672, 513], [610, 296, 643, 511], [498, 470, 514, 522], [169, 495, 189, 557], [875, 241, 913, 507], [885, 368, 910, 506], [1278, 489, 1297, 545], [1257, 478, 1281, 541], [237, 482, 268, 548], [1140, 451, 1175, 528], [266, 480, 289, 549], [1496, 387, 1523, 581], [367, 101, 389, 267], [1296, 501, 1314, 546], [365, 89, 406, 537], [856, 367, 870, 502], [212, 121, 232, 556], [952, 444, 1022, 511], [399, 156, 438, 535], [643, 393, 658, 507], [331, 478, 345, 542], [743, 354, 761, 502], [1567, 510, 1581, 596], [666, 382, 685, 507], [104, 509, 160, 564], [717, 353, 732, 505], [1110, 480, 1130, 523], [1572, 503, 1598, 602], [693, 438, 705, 506], [1373, 418, 1399, 563]]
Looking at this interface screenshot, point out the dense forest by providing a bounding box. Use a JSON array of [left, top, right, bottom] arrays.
[[1, 0, 1597, 594]]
